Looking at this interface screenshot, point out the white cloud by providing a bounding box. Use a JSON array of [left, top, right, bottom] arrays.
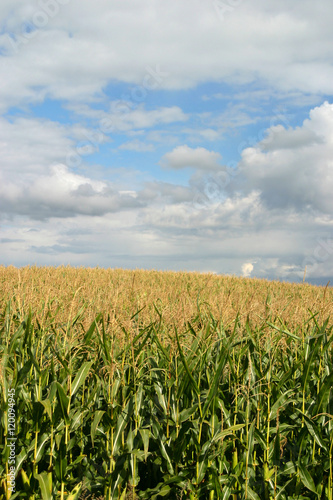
[[1, 2, 333, 284], [235, 101, 333, 214], [1, 1, 333, 110], [0, 116, 72, 174], [68, 103, 188, 134], [1, 103, 332, 281], [208, 104, 259, 131], [0, 164, 141, 220], [114, 106, 187, 130], [181, 127, 220, 142], [160, 145, 222, 171], [140, 182, 193, 204], [242, 263, 254, 277], [118, 140, 154, 152]]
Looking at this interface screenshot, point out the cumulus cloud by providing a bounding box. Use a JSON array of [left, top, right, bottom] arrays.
[[1, 1, 333, 110], [0, 164, 141, 220], [2, 102, 332, 282], [242, 263, 254, 278], [160, 145, 222, 171], [1, 2, 333, 284], [234, 102, 333, 214], [0, 116, 73, 174], [140, 182, 194, 204]]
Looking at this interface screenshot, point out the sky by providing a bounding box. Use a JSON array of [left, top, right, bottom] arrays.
[[0, 0, 333, 286]]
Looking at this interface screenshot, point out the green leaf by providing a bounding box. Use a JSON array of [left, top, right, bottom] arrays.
[[32, 401, 44, 430], [151, 484, 171, 499], [154, 382, 168, 413], [197, 424, 245, 483], [174, 326, 200, 397], [66, 482, 83, 500], [28, 346, 42, 375], [294, 409, 327, 450], [50, 345, 71, 375], [313, 373, 333, 415], [215, 424, 245, 442], [254, 428, 266, 449], [298, 462, 318, 495], [8, 321, 25, 354], [16, 447, 28, 472], [36, 471, 52, 500], [201, 340, 228, 421], [15, 359, 33, 387], [91, 410, 105, 448], [54, 435, 67, 482], [222, 484, 232, 500], [83, 314, 102, 344], [269, 389, 294, 420], [272, 427, 280, 466], [67, 304, 86, 332], [71, 361, 93, 397], [70, 408, 87, 432], [266, 321, 300, 341], [40, 399, 52, 420], [140, 429, 150, 461], [302, 340, 319, 390], [35, 433, 51, 463], [247, 419, 256, 465], [275, 477, 297, 499], [152, 420, 174, 475], [55, 382, 70, 424], [280, 462, 296, 475], [179, 405, 198, 423], [48, 380, 58, 402], [112, 397, 134, 456], [246, 486, 261, 500], [197, 458, 209, 484], [152, 325, 170, 362]]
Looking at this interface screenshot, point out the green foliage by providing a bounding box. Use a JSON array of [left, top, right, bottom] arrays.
[[1, 303, 333, 499]]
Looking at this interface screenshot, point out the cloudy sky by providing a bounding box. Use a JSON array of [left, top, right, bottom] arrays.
[[1, 0, 333, 285]]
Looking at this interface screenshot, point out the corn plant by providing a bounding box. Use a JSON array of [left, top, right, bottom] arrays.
[[0, 298, 333, 499]]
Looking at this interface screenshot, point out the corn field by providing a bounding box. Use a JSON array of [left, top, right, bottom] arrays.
[[1, 266, 333, 499]]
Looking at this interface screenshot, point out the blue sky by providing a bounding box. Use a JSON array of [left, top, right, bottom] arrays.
[[1, 0, 333, 285]]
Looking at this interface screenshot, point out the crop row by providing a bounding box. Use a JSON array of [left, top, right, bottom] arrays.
[[1, 303, 333, 499]]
